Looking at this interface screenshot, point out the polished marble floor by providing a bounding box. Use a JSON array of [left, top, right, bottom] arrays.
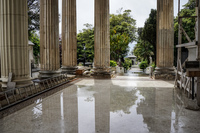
[[0, 73, 200, 133]]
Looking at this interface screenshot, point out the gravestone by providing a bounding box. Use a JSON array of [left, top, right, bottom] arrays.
[[149, 56, 152, 65], [7, 73, 16, 90]]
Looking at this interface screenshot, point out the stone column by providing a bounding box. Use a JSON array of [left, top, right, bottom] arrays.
[[94, 0, 110, 77], [154, 0, 175, 79], [40, 0, 60, 78], [61, 0, 77, 74], [196, 3, 200, 106], [0, 0, 32, 87], [0, 50, 1, 78]]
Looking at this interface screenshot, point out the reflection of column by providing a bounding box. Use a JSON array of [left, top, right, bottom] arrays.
[[137, 89, 156, 132], [155, 88, 172, 132], [32, 99, 43, 131], [63, 86, 78, 133], [95, 86, 110, 132], [39, 0, 60, 78], [42, 91, 61, 132], [0, 0, 32, 87], [94, 0, 110, 76], [41, 86, 78, 132], [62, 0, 77, 74], [154, 0, 174, 79]]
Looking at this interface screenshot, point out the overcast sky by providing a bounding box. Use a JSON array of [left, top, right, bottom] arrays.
[[58, 0, 189, 52]]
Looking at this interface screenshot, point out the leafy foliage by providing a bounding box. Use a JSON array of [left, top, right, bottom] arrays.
[[133, 9, 156, 63], [133, 40, 154, 63], [174, 0, 196, 45], [28, 0, 40, 64], [140, 9, 157, 62], [151, 62, 156, 70], [29, 32, 40, 63], [110, 32, 131, 61], [77, 24, 94, 63], [110, 9, 137, 42], [139, 60, 148, 71], [110, 60, 117, 67], [110, 9, 137, 62], [27, 0, 40, 37], [174, 0, 196, 65], [122, 58, 132, 70], [77, 9, 137, 65]]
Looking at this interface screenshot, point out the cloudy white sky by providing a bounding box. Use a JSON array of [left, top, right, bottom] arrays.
[[58, 0, 189, 51]]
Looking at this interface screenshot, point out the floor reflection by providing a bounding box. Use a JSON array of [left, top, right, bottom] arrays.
[[77, 86, 95, 133], [94, 83, 110, 133], [0, 79, 200, 133], [32, 99, 43, 119]]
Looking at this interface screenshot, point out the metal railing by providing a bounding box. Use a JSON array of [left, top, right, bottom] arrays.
[[0, 74, 68, 111]]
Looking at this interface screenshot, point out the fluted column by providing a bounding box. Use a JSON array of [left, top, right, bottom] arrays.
[[0, 0, 32, 87], [196, 3, 200, 106], [94, 0, 110, 76], [62, 0, 77, 74], [154, 0, 175, 79], [40, 0, 60, 78]]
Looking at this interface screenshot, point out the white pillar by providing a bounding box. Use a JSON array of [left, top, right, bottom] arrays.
[[39, 0, 60, 78], [154, 0, 175, 79], [62, 0, 77, 74], [0, 0, 32, 87], [196, 2, 200, 106], [94, 0, 110, 76]]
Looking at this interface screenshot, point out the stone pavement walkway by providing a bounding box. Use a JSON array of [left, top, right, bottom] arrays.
[[0, 68, 200, 133]]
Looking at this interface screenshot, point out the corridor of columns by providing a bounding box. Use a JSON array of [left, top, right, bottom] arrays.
[[1, 0, 200, 132]]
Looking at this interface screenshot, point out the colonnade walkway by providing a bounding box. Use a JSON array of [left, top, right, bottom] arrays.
[[0, 68, 200, 133]]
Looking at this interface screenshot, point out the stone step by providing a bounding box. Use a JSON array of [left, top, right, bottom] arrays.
[[67, 75, 76, 80]]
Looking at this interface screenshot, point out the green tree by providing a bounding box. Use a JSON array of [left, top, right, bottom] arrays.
[[110, 31, 131, 61], [77, 24, 94, 63], [141, 9, 157, 62], [174, 0, 196, 65], [174, 0, 196, 45], [28, 0, 40, 63], [133, 9, 156, 63], [28, 0, 40, 37], [123, 58, 132, 70], [110, 9, 137, 62], [77, 9, 137, 64], [133, 40, 153, 63], [29, 32, 40, 63]]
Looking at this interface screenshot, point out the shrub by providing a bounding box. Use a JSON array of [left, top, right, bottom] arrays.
[[123, 58, 132, 70], [139, 60, 148, 71], [110, 60, 117, 67], [29, 32, 40, 64], [78, 63, 83, 66], [151, 62, 156, 70]]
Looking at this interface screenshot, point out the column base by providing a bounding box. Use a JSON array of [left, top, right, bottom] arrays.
[[39, 70, 61, 79], [153, 67, 175, 80], [61, 66, 78, 75], [1, 77, 33, 88], [92, 67, 111, 79]]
